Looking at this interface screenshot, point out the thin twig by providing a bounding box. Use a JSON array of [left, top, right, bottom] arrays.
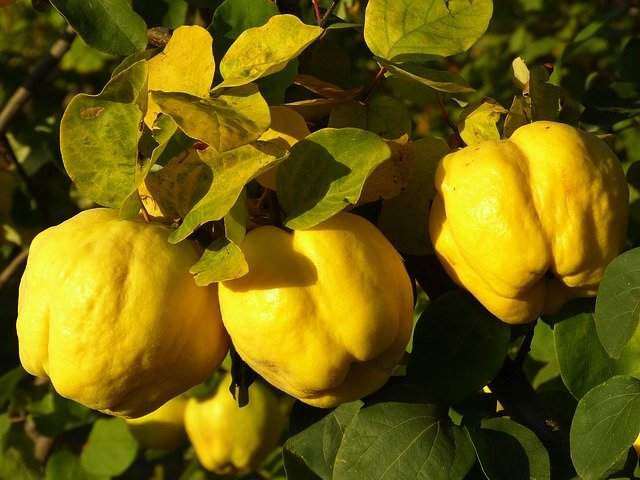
[[360, 66, 387, 103], [319, 1, 340, 28], [0, 24, 76, 136], [0, 248, 28, 291], [312, 0, 322, 23], [437, 93, 464, 148]]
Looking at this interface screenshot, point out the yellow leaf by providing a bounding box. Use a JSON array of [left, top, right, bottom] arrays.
[[218, 14, 323, 88], [145, 25, 215, 126]]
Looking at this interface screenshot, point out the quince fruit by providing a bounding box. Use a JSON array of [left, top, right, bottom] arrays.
[[430, 121, 629, 324], [184, 372, 285, 474], [17, 208, 229, 418], [126, 395, 188, 450], [218, 212, 414, 408]]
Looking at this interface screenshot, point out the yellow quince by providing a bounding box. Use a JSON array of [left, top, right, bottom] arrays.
[[184, 372, 286, 474], [429, 121, 629, 324], [218, 212, 414, 408], [17, 208, 229, 418], [126, 395, 188, 450]]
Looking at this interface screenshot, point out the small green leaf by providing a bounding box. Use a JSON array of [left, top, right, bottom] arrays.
[[458, 98, 508, 146], [277, 128, 391, 230], [209, 0, 279, 39], [570, 376, 640, 480], [80, 418, 138, 477], [60, 60, 148, 209], [190, 237, 248, 285], [283, 400, 361, 480], [467, 417, 551, 480], [329, 96, 412, 139], [503, 95, 530, 138], [333, 384, 475, 480], [406, 290, 511, 403], [218, 14, 323, 88], [581, 82, 640, 128], [363, 0, 493, 61], [46, 449, 108, 480], [151, 84, 270, 153], [377, 136, 449, 255], [376, 57, 476, 94], [510, 56, 530, 89], [595, 249, 640, 359], [50, 0, 147, 55], [0, 366, 27, 410], [169, 141, 286, 242]]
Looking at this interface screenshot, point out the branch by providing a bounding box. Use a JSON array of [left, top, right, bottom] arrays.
[[0, 24, 76, 136], [0, 248, 28, 292]]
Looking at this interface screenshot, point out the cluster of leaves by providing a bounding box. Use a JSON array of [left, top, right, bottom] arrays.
[[1, 0, 640, 479]]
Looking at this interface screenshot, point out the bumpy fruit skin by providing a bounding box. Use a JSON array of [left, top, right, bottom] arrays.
[[126, 396, 188, 450], [184, 372, 285, 474], [17, 208, 229, 418], [218, 212, 414, 408], [429, 121, 629, 324]]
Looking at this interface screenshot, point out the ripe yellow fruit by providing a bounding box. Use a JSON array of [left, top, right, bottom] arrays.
[[184, 372, 286, 474], [17, 208, 229, 418], [430, 121, 629, 324], [126, 396, 188, 450], [218, 212, 414, 408]]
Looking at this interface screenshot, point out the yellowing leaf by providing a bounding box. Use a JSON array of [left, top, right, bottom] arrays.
[[256, 106, 310, 190], [458, 98, 508, 146], [364, 0, 493, 61], [218, 14, 323, 88], [151, 84, 270, 153], [190, 237, 249, 286], [145, 25, 215, 126], [168, 142, 288, 243], [357, 135, 415, 205]]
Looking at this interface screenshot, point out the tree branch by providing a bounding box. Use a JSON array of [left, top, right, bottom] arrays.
[[0, 248, 28, 292]]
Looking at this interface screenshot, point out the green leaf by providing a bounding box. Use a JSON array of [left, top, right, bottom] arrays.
[[60, 60, 148, 209], [529, 66, 561, 122], [333, 384, 475, 480], [277, 128, 391, 230], [151, 84, 270, 153], [363, 0, 493, 61], [46, 449, 108, 480], [581, 82, 640, 128], [551, 299, 640, 399], [283, 400, 361, 480], [217, 14, 323, 88], [190, 237, 248, 285], [570, 376, 640, 480], [328, 96, 412, 139], [0, 427, 42, 480], [50, 0, 147, 55], [80, 417, 138, 477], [458, 98, 508, 146], [377, 137, 449, 255], [406, 290, 511, 403], [169, 141, 286, 242], [467, 417, 551, 480], [503, 95, 530, 138], [376, 57, 476, 94], [210, 0, 279, 39], [595, 249, 640, 360]]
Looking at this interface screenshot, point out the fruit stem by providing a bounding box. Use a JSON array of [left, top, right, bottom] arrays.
[[137, 190, 151, 222], [360, 67, 387, 103]]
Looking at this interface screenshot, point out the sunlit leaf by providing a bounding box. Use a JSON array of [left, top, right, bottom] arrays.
[[60, 60, 148, 209], [190, 237, 248, 285], [377, 136, 449, 255], [151, 84, 270, 153], [218, 14, 323, 88], [364, 0, 493, 61], [50, 0, 147, 55], [46, 449, 108, 480], [458, 98, 508, 146], [329, 96, 412, 140], [570, 376, 640, 480], [169, 141, 287, 242], [276, 128, 391, 230], [145, 25, 215, 126]]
